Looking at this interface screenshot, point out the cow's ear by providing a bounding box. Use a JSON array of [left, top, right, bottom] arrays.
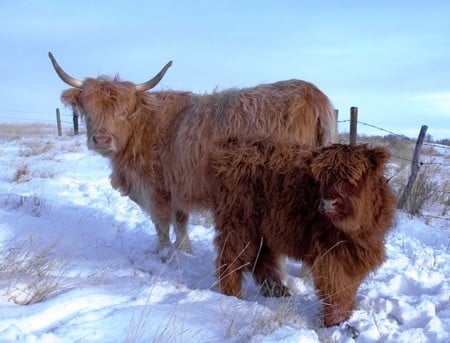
[[61, 88, 82, 109], [368, 147, 391, 174]]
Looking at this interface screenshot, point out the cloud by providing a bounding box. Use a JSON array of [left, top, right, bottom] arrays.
[[410, 93, 450, 116]]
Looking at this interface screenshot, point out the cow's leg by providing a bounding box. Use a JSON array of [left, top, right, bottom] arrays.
[[145, 190, 178, 261], [125, 184, 173, 259], [154, 221, 171, 251], [310, 261, 360, 327], [173, 209, 193, 254], [253, 248, 291, 297], [214, 230, 254, 298], [153, 219, 174, 261]]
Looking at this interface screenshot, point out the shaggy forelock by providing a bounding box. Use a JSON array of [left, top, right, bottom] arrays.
[[311, 145, 372, 185], [80, 78, 138, 123]]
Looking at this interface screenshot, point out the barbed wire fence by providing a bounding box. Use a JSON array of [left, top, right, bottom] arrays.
[[2, 107, 450, 222], [339, 119, 450, 154], [1, 108, 83, 139], [0, 109, 77, 126], [337, 107, 450, 223], [338, 120, 450, 165]]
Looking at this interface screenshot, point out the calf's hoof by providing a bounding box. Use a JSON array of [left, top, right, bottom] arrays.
[[322, 307, 352, 327], [260, 277, 291, 297]]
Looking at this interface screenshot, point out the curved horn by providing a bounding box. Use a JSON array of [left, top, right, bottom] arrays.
[[48, 52, 83, 89], [135, 61, 173, 92]]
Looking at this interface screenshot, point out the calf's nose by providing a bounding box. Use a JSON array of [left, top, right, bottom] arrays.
[[320, 198, 337, 212]]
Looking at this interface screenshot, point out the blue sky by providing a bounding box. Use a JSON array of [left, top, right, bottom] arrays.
[[1, 0, 449, 139]]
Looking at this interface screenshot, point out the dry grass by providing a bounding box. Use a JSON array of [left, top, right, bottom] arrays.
[[251, 296, 308, 335], [126, 252, 206, 343], [19, 140, 55, 157], [14, 164, 31, 183], [0, 237, 70, 305], [0, 123, 56, 141], [401, 168, 439, 215], [0, 123, 84, 141], [2, 124, 84, 183], [12, 160, 56, 183], [338, 133, 415, 168]]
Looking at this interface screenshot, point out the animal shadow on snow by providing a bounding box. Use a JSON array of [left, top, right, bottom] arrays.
[[1, 193, 216, 289], [1, 192, 321, 324]]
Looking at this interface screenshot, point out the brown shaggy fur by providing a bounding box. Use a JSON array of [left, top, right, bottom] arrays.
[[55, 63, 336, 257], [207, 140, 397, 327]]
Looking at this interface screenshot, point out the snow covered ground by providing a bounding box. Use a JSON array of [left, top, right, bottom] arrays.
[[0, 130, 449, 342]]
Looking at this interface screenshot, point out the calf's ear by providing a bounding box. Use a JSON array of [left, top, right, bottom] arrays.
[[299, 148, 318, 167], [61, 88, 82, 110], [368, 147, 391, 174]]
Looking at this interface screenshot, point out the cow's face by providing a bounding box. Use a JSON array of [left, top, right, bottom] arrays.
[[61, 78, 137, 157], [310, 145, 390, 234], [48, 52, 172, 158]]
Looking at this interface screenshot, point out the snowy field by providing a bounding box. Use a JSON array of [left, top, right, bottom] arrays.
[[0, 128, 449, 342]]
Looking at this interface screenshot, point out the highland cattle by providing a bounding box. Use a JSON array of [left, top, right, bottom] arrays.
[[49, 52, 336, 261], [207, 140, 397, 326]]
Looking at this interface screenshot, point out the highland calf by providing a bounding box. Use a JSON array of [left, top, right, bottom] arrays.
[[48, 52, 336, 259], [207, 140, 397, 327]]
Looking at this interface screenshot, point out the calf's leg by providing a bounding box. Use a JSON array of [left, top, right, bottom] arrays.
[[252, 248, 291, 297], [214, 229, 255, 298], [311, 261, 361, 327]]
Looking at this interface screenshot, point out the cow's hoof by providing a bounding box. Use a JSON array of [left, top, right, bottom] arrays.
[[175, 238, 193, 255], [158, 245, 175, 263]]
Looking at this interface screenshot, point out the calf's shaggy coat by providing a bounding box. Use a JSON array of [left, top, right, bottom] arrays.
[[207, 140, 397, 327], [49, 52, 336, 258]]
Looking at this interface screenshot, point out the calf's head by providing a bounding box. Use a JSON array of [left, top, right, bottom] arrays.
[[48, 52, 172, 156], [310, 144, 391, 234]]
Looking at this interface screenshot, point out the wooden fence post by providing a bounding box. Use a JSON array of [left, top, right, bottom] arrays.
[[349, 107, 358, 145], [397, 125, 428, 210], [334, 109, 339, 140], [73, 110, 79, 135], [56, 108, 62, 137]]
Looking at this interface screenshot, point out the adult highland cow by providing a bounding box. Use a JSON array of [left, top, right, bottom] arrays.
[[207, 139, 397, 327], [48, 52, 336, 260]]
